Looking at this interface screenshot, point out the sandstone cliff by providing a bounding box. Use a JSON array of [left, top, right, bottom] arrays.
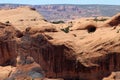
[[0, 7, 120, 80]]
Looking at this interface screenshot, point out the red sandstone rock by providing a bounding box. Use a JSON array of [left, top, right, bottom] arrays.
[[0, 66, 16, 80], [0, 22, 17, 66], [0, 7, 120, 80], [105, 13, 120, 27]]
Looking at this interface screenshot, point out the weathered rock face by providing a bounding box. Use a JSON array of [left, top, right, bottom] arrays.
[[16, 30, 120, 80], [0, 6, 52, 31], [10, 12, 120, 80], [8, 62, 45, 80], [106, 13, 120, 26], [0, 22, 17, 66], [1, 7, 120, 80]]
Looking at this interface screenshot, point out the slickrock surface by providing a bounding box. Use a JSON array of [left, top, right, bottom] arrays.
[[0, 7, 120, 80], [0, 6, 53, 31]]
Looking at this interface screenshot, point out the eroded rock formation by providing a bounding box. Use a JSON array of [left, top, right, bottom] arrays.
[[0, 7, 120, 80], [0, 22, 17, 66]]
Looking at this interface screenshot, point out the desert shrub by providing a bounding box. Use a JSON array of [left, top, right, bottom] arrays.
[[51, 20, 65, 24], [93, 17, 98, 22], [61, 26, 70, 33], [98, 18, 108, 21], [5, 21, 11, 26], [93, 17, 108, 22]]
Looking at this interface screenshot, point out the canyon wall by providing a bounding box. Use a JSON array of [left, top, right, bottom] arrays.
[[0, 7, 120, 80], [17, 30, 120, 80]]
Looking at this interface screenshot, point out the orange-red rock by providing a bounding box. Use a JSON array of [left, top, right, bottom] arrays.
[[0, 7, 120, 80]]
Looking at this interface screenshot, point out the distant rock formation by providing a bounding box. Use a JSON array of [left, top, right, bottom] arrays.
[[0, 4, 120, 21]]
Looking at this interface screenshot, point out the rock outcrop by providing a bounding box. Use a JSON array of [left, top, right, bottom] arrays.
[[0, 22, 17, 66], [106, 13, 120, 27], [0, 7, 120, 80], [0, 66, 16, 80], [17, 25, 120, 80], [0, 6, 53, 31]]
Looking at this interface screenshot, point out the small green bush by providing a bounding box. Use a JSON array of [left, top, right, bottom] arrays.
[[93, 17, 108, 22], [61, 26, 70, 33], [51, 20, 65, 24], [93, 17, 98, 22], [5, 21, 11, 26]]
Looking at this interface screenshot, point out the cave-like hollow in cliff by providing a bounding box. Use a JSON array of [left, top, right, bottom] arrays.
[[86, 25, 96, 33]]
